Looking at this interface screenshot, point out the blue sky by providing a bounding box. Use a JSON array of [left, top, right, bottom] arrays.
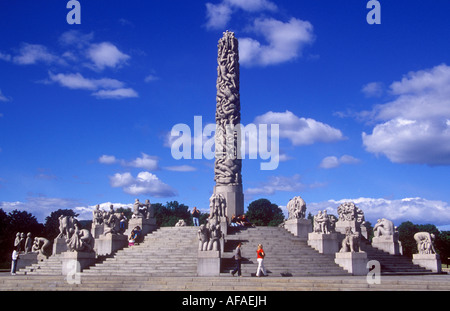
[[1, 0, 450, 229]]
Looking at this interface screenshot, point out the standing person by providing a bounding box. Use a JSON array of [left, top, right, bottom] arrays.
[[119, 212, 127, 233], [256, 244, 267, 277], [10, 247, 19, 275], [192, 207, 200, 226], [230, 242, 242, 277]]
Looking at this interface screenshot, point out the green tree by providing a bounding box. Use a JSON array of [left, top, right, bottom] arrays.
[[245, 198, 284, 227], [153, 201, 192, 227]]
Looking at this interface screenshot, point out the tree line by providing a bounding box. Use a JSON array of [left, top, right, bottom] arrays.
[[0, 198, 449, 268]]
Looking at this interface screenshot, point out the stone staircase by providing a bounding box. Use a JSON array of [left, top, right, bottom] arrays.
[[81, 226, 198, 277], [17, 253, 64, 275], [221, 227, 349, 277], [360, 239, 434, 275]]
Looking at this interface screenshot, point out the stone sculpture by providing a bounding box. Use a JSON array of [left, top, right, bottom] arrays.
[[14, 232, 25, 252], [66, 222, 95, 252], [197, 224, 210, 251], [92, 204, 104, 225], [313, 210, 335, 234], [207, 220, 222, 252], [337, 202, 365, 223], [414, 232, 437, 254], [213, 31, 244, 220], [373, 218, 395, 237], [175, 219, 187, 227], [25, 232, 33, 253], [102, 204, 122, 235], [32, 237, 51, 256], [209, 193, 226, 220], [57, 215, 75, 239], [339, 227, 362, 253], [133, 198, 152, 219], [287, 196, 307, 220]]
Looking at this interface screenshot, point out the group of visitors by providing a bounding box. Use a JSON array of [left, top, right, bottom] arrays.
[[230, 242, 267, 277], [230, 214, 255, 228]]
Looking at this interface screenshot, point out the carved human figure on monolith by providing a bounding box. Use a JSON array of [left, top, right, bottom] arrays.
[[197, 224, 209, 251]]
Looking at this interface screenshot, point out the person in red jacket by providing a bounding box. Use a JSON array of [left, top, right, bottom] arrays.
[[256, 244, 267, 277]]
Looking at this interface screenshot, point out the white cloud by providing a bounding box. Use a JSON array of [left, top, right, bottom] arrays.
[[87, 42, 130, 70], [319, 155, 360, 169], [99, 153, 159, 171], [98, 155, 118, 164], [246, 174, 305, 198], [0, 90, 10, 102], [12, 43, 61, 65], [205, 0, 277, 30], [361, 82, 384, 97], [48, 72, 124, 90], [163, 165, 197, 172], [307, 197, 450, 227], [92, 88, 138, 99], [0, 51, 11, 62], [362, 64, 450, 165], [239, 17, 314, 67], [254, 110, 345, 146], [109, 171, 177, 197]]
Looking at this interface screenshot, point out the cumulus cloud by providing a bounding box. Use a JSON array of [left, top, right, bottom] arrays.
[[362, 64, 450, 165], [319, 155, 360, 169], [205, 0, 277, 30], [99, 153, 159, 171], [87, 42, 130, 70], [12, 43, 62, 65], [109, 171, 177, 197], [239, 17, 314, 67], [307, 197, 450, 227], [0, 90, 10, 102], [92, 88, 138, 99], [361, 82, 384, 97], [254, 110, 345, 146]]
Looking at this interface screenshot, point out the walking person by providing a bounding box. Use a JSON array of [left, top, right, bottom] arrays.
[[230, 242, 242, 277], [256, 244, 267, 277], [192, 207, 200, 226], [11, 247, 19, 275]]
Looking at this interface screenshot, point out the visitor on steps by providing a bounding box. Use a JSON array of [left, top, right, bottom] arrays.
[[10, 247, 19, 275], [231, 242, 242, 277], [256, 244, 267, 277], [192, 207, 200, 226]]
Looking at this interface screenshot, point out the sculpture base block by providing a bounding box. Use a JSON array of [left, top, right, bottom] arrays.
[[125, 217, 157, 237], [94, 234, 128, 256], [91, 224, 104, 239], [52, 238, 68, 255], [335, 252, 368, 275], [16, 252, 44, 270], [284, 219, 312, 239], [61, 251, 96, 276], [412, 254, 442, 273], [372, 236, 401, 255], [197, 251, 221, 276], [308, 232, 340, 254], [214, 184, 244, 220]]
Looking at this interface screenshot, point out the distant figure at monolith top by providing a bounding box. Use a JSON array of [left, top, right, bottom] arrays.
[[213, 31, 244, 221]]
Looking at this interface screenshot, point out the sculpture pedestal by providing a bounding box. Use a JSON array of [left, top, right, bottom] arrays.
[[308, 233, 340, 254], [94, 234, 128, 256], [214, 184, 244, 220], [412, 254, 442, 273], [16, 252, 44, 270], [91, 224, 104, 239], [335, 252, 368, 275], [52, 237, 68, 255], [372, 235, 401, 255], [197, 251, 221, 276], [284, 219, 312, 239], [61, 251, 96, 276], [125, 217, 157, 237]]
